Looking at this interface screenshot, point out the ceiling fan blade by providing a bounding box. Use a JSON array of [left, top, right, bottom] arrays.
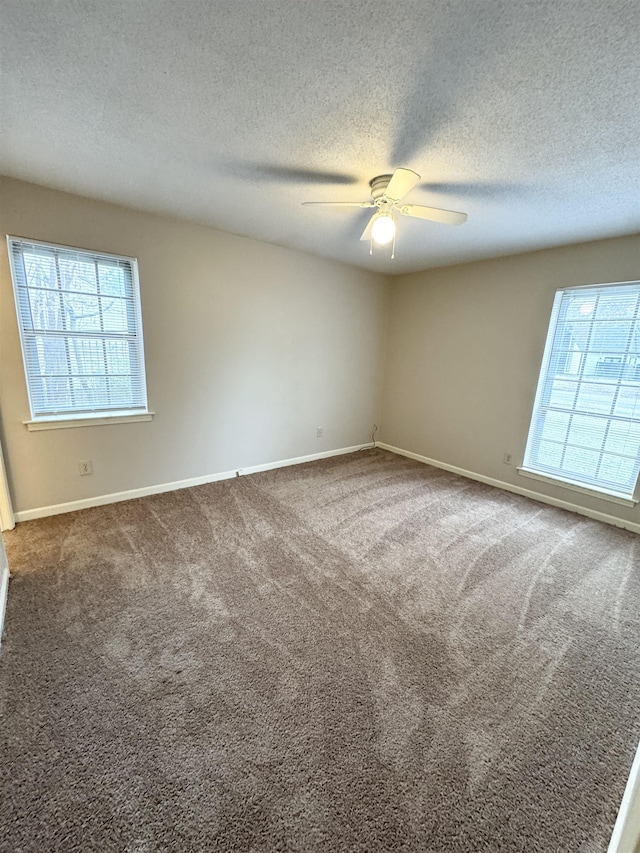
[[399, 203, 467, 226], [384, 168, 421, 203], [360, 213, 378, 241], [302, 201, 375, 207]]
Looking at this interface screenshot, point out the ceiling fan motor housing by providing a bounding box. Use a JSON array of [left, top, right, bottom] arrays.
[[369, 175, 393, 202]]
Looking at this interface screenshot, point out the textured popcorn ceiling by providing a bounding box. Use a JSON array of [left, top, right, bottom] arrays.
[[1, 0, 638, 274]]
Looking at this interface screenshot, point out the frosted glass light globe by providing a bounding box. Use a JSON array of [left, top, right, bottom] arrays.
[[371, 213, 396, 245]]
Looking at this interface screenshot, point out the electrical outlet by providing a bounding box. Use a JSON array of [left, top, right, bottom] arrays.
[[503, 452, 513, 465], [316, 427, 323, 438], [78, 460, 93, 476]]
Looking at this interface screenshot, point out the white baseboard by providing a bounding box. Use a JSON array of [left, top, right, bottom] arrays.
[[608, 741, 640, 853], [377, 443, 640, 535], [13, 444, 374, 523], [0, 563, 9, 648]]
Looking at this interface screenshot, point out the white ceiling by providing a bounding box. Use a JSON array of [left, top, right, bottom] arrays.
[[1, 0, 638, 275]]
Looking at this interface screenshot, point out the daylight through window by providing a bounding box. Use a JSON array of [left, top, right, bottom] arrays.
[[7, 237, 148, 421], [522, 281, 640, 501]]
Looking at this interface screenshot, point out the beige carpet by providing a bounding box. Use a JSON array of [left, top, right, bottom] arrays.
[[1, 449, 639, 852]]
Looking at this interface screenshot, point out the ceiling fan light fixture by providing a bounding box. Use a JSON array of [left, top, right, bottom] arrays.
[[303, 168, 467, 259], [371, 212, 396, 245]]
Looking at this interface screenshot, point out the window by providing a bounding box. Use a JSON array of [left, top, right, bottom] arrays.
[[7, 237, 150, 427], [521, 281, 640, 503]]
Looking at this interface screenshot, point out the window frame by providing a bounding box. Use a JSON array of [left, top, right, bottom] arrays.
[[518, 280, 640, 506], [6, 235, 153, 430]]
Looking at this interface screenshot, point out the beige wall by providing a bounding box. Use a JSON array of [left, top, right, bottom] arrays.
[[2, 176, 638, 526], [381, 234, 640, 526], [0, 177, 388, 513]]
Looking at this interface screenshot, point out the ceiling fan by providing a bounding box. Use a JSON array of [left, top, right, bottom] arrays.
[[303, 168, 467, 257]]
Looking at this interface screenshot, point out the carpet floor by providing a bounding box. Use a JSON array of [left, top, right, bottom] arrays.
[[1, 449, 639, 852]]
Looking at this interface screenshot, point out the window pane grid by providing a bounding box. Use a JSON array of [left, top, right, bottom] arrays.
[[538, 348, 640, 358], [543, 402, 640, 422], [523, 282, 640, 499], [8, 238, 148, 419], [23, 329, 138, 341], [529, 435, 637, 464], [17, 285, 134, 302]]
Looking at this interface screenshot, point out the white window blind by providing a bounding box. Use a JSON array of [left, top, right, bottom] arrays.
[[8, 237, 149, 420], [522, 281, 640, 501]]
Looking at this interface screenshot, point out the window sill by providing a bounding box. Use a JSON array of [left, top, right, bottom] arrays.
[[517, 467, 637, 507], [24, 411, 155, 431]]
